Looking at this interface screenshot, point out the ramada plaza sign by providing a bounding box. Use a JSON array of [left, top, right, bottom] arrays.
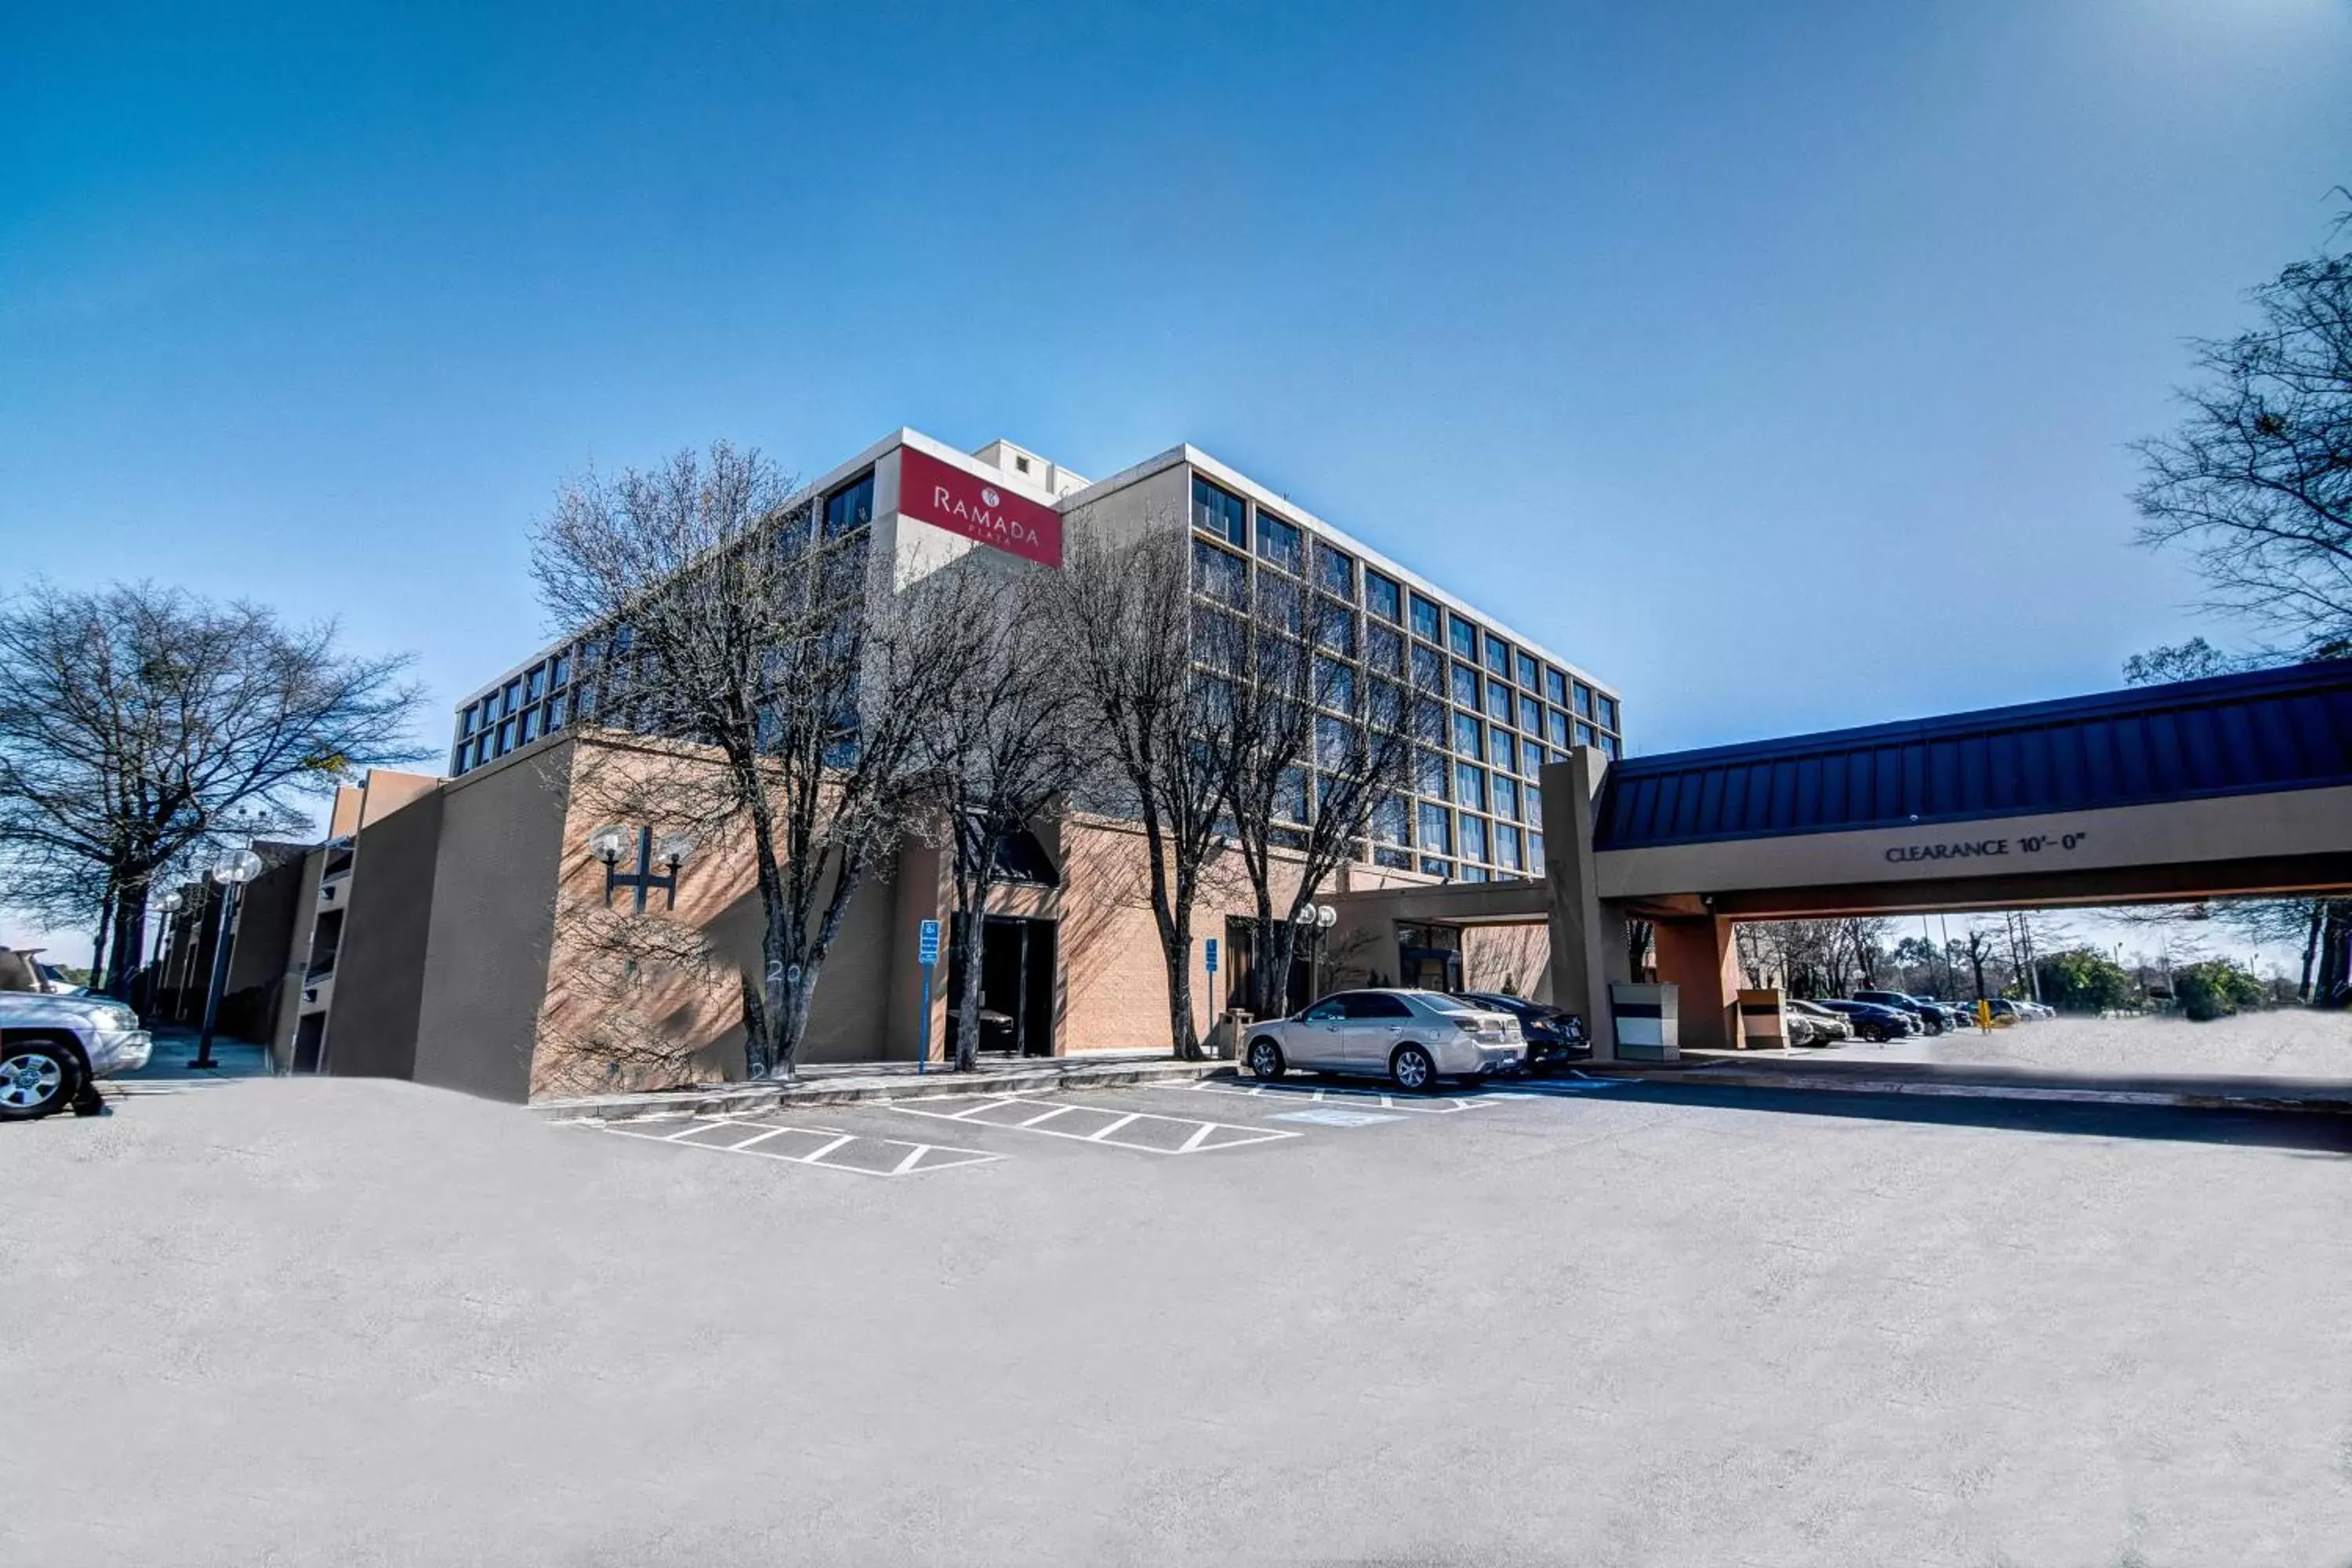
[[898, 446, 1064, 568]]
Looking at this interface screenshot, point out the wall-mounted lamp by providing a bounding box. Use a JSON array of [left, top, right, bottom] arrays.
[[591, 825, 693, 911]]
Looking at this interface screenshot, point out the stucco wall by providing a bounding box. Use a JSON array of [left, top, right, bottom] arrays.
[[412, 746, 568, 1102], [326, 788, 445, 1080]]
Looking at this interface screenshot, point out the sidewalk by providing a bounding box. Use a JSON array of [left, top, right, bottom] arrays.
[[535, 1050, 1236, 1124], [1588, 1052, 2352, 1115], [116, 1024, 275, 1082]]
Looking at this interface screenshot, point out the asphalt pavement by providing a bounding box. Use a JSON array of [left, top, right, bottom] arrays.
[[10, 1063, 2352, 1566]]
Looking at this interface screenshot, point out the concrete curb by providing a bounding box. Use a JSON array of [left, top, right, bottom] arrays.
[[535, 1058, 1236, 1124], [1582, 1065, 2352, 1116]]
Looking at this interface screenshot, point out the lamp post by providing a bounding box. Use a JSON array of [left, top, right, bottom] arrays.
[[191, 849, 263, 1069], [145, 889, 183, 1022]]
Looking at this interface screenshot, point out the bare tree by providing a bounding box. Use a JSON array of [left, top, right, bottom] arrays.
[[1209, 590, 1415, 1019], [914, 575, 1095, 1071], [1036, 527, 1226, 1059], [2132, 199, 2352, 659], [0, 582, 421, 995], [534, 442, 994, 1078]]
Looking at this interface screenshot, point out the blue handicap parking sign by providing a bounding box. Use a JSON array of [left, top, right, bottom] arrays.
[[918, 919, 941, 965], [1204, 938, 1218, 973]]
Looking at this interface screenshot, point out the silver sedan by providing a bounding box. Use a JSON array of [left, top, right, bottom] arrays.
[[1243, 989, 1525, 1091]]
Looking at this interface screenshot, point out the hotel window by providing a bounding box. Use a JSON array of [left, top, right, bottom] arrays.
[[1573, 681, 1595, 719], [823, 470, 875, 536], [1448, 615, 1477, 661], [1257, 572, 1302, 635], [1312, 597, 1356, 655], [1514, 650, 1539, 691], [1575, 720, 1596, 748], [1599, 733, 1620, 759], [1544, 668, 1567, 706], [1257, 634, 1302, 691], [1314, 541, 1356, 600], [1365, 571, 1401, 624], [525, 665, 546, 703], [503, 680, 522, 716], [1483, 634, 1511, 679], [1455, 762, 1486, 812], [1410, 642, 1444, 690], [1486, 678, 1512, 722], [1315, 716, 1356, 771], [1490, 729, 1518, 775], [497, 718, 517, 755], [550, 652, 570, 688], [1493, 775, 1520, 823], [1546, 709, 1569, 747], [1523, 742, 1543, 779], [1410, 593, 1442, 643], [546, 692, 568, 730], [1192, 477, 1247, 546], [1459, 813, 1488, 866], [520, 707, 541, 745], [1518, 694, 1541, 735], [1193, 540, 1246, 608], [1452, 711, 1482, 757], [460, 703, 479, 736], [1598, 695, 1620, 731], [1367, 677, 1402, 728], [1451, 662, 1480, 709], [1418, 803, 1452, 856], [1495, 824, 1523, 872], [1416, 748, 1450, 799], [1275, 766, 1309, 824], [1193, 605, 1247, 673], [1315, 655, 1356, 713], [1256, 510, 1303, 575], [1372, 790, 1410, 845], [1412, 695, 1447, 744], [1367, 622, 1404, 676], [1526, 781, 1541, 822], [1527, 830, 1544, 863]]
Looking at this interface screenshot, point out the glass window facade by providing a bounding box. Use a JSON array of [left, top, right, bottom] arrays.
[[1195, 540, 1246, 607], [1448, 615, 1477, 660], [1410, 593, 1442, 643], [1453, 711, 1482, 757], [1455, 762, 1486, 812], [1315, 541, 1355, 600], [1459, 813, 1488, 866], [1515, 651, 1539, 690], [1483, 634, 1511, 679], [822, 470, 876, 536], [1365, 571, 1400, 624], [1544, 668, 1567, 706], [1192, 477, 1247, 546], [1257, 510, 1302, 575]]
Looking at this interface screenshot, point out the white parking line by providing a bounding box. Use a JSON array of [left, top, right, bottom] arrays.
[[1188, 1081, 1495, 1114], [891, 1094, 1299, 1155], [583, 1116, 1003, 1177], [1018, 1104, 1077, 1127]]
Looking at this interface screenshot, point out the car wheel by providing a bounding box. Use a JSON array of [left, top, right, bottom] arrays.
[[1247, 1038, 1285, 1080], [1390, 1043, 1439, 1094], [0, 1039, 82, 1123]]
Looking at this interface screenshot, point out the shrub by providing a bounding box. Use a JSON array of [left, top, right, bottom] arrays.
[[2172, 960, 2267, 1022]]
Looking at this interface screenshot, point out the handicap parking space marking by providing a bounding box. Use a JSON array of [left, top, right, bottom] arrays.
[[578, 1114, 1003, 1177], [1186, 1080, 1495, 1115], [888, 1093, 1301, 1155], [1266, 1107, 1405, 1127]]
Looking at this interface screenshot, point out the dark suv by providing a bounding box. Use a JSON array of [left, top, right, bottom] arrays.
[[1854, 989, 1946, 1036]]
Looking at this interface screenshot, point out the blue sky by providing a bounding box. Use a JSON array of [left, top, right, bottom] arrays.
[[2, 1, 2349, 952]]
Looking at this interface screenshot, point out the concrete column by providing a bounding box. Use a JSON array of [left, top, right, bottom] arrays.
[[1652, 914, 1740, 1050], [1541, 748, 1624, 1061]]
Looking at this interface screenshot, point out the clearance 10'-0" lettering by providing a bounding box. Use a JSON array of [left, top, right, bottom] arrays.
[[1886, 830, 2089, 864]]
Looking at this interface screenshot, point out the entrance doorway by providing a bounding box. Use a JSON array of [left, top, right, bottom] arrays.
[[1396, 921, 1463, 993], [945, 914, 1057, 1058], [1224, 916, 1318, 1017]]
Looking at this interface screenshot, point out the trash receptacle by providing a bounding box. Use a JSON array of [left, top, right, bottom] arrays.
[[1215, 1010, 1256, 1066], [1609, 982, 1679, 1062]]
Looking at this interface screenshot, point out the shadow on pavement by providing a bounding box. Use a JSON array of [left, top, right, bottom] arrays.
[[1540, 1078, 2352, 1156]]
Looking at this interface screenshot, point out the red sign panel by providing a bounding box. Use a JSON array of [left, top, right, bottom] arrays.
[[898, 447, 1064, 568]]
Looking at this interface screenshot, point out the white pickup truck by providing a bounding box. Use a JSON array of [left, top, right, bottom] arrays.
[[0, 947, 152, 1120]]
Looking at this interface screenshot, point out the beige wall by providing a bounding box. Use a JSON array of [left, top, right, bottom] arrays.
[[325, 786, 445, 1080], [412, 743, 569, 1102]]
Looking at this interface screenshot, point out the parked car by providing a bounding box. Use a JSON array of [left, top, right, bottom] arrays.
[[1854, 989, 1946, 1036], [1449, 990, 1588, 1070], [1784, 998, 1853, 1046], [1245, 989, 1525, 1091], [1812, 998, 1916, 1043], [0, 982, 151, 1120]]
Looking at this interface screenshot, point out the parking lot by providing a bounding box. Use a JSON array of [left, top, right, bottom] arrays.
[[12, 1054, 2352, 1566]]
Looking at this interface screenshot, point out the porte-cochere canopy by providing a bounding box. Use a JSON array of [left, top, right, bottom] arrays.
[[1595, 660, 2352, 852]]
